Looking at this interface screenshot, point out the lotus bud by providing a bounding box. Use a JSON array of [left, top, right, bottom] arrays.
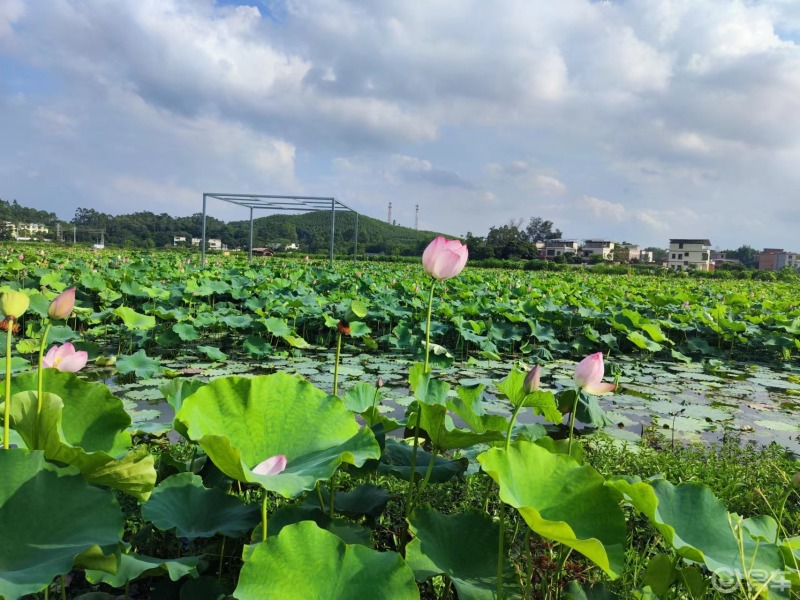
[[523, 365, 541, 394], [574, 353, 616, 395], [337, 320, 351, 335], [792, 473, 800, 489], [376, 376, 384, 389], [48, 287, 76, 320], [421, 236, 469, 280], [0, 290, 30, 321]]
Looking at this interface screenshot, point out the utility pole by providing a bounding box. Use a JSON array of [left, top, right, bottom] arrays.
[[73, 226, 76, 243], [387, 202, 392, 224], [415, 204, 419, 230]]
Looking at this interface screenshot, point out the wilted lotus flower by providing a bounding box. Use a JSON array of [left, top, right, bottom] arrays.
[[42, 343, 89, 372], [422, 236, 469, 280], [573, 352, 616, 394], [523, 365, 541, 394], [253, 454, 287, 476], [48, 288, 76, 320]]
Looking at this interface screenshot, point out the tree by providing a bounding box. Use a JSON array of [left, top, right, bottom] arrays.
[[485, 222, 535, 259], [525, 217, 562, 243]]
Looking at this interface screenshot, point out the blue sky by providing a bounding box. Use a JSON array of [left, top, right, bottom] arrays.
[[2, 0, 800, 250]]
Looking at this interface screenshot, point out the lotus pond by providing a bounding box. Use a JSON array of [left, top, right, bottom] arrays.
[[1, 245, 800, 600]]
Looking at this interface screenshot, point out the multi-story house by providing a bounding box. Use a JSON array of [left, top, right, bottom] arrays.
[[668, 239, 711, 271], [544, 239, 580, 259], [615, 244, 641, 262], [759, 248, 799, 270], [580, 240, 615, 261], [640, 250, 654, 263]]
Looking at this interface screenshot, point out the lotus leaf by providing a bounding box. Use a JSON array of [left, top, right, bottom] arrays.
[[174, 373, 380, 497], [234, 522, 419, 600]]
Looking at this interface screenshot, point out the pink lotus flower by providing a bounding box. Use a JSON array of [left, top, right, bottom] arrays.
[[42, 343, 88, 372], [48, 288, 76, 320], [422, 236, 468, 280], [573, 352, 616, 395], [252, 454, 287, 476]]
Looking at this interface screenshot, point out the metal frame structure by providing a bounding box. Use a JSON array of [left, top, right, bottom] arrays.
[[200, 193, 359, 268]]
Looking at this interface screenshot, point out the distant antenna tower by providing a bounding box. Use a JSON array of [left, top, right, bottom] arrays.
[[415, 204, 419, 230], [387, 202, 392, 224]]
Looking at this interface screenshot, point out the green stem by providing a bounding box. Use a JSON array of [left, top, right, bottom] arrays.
[[261, 494, 268, 543], [60, 575, 66, 600], [506, 404, 524, 451], [37, 321, 52, 415], [423, 280, 437, 372], [496, 502, 506, 600], [316, 482, 326, 512], [413, 447, 438, 505], [329, 472, 336, 519], [403, 279, 437, 546], [4, 325, 12, 450], [217, 536, 226, 582], [567, 390, 581, 456], [333, 331, 342, 397]]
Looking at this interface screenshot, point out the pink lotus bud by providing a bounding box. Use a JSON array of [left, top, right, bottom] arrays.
[[48, 288, 76, 320], [253, 454, 287, 476], [421, 236, 469, 280], [523, 365, 541, 394], [18, 253, 24, 260], [573, 353, 616, 395], [376, 376, 384, 389], [42, 343, 88, 372], [305, 256, 310, 263]]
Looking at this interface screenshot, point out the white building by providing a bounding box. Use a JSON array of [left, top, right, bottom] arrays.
[[580, 240, 615, 261], [173, 236, 187, 245], [640, 250, 654, 263], [544, 239, 579, 259], [207, 238, 225, 250], [668, 239, 711, 271]]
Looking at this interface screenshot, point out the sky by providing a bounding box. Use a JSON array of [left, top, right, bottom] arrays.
[[1, 0, 800, 250]]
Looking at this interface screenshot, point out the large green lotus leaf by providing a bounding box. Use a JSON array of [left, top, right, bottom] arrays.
[[113, 306, 156, 330], [174, 373, 380, 497], [0, 450, 124, 600], [406, 506, 518, 600], [267, 505, 372, 546], [142, 473, 260, 540], [608, 477, 785, 581], [303, 483, 392, 520], [7, 392, 156, 501], [234, 521, 419, 600], [86, 552, 199, 587], [379, 438, 467, 483], [417, 403, 506, 450], [9, 370, 131, 456], [477, 441, 626, 578]]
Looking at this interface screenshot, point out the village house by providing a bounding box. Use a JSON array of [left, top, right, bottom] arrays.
[[758, 248, 799, 270], [668, 239, 712, 271], [544, 239, 579, 259], [580, 240, 615, 261]]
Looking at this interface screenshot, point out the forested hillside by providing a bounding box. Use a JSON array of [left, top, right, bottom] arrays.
[[0, 199, 450, 254]]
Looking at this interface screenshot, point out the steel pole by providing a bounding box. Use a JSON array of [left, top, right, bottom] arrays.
[[353, 212, 359, 264], [329, 199, 335, 268], [248, 206, 254, 265], [201, 194, 207, 267]]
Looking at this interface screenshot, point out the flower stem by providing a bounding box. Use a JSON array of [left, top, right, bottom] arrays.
[[4, 324, 12, 450], [333, 331, 342, 397], [261, 494, 268, 543], [413, 447, 438, 505], [567, 391, 581, 456], [505, 404, 524, 451], [404, 279, 437, 546], [37, 320, 52, 415], [423, 280, 437, 373]]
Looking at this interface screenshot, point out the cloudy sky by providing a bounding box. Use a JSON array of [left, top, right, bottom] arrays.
[[2, 0, 800, 250]]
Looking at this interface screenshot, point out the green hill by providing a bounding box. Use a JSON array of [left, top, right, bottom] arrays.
[[228, 211, 450, 255]]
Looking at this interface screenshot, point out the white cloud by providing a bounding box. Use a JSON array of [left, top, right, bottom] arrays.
[[1, 0, 800, 249]]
